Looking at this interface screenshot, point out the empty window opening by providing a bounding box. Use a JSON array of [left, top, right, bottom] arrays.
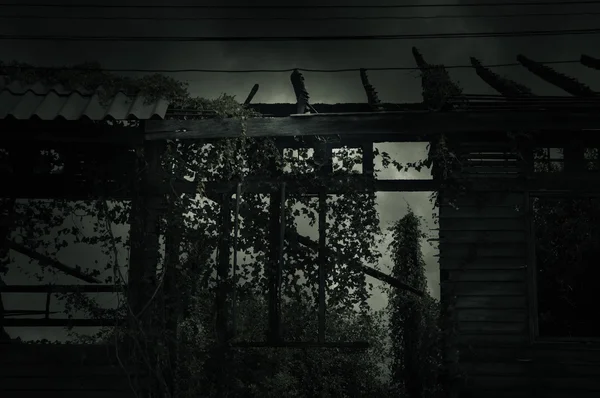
[[532, 194, 600, 338]]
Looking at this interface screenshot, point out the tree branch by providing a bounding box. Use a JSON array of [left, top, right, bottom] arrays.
[[7, 241, 102, 284], [285, 230, 425, 297]]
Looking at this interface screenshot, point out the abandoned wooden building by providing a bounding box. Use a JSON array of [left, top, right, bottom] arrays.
[[1, 50, 600, 398]]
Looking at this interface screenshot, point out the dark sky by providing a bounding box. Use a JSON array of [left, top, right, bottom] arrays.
[[2, 0, 600, 341]]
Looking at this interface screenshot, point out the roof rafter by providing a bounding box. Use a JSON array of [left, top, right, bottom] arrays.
[[517, 54, 597, 97], [581, 54, 600, 70], [470, 57, 534, 98]]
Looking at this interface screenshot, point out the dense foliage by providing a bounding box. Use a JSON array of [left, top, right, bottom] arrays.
[[387, 209, 442, 398], [0, 61, 455, 397]]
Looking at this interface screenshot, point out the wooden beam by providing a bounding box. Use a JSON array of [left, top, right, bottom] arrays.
[[362, 142, 374, 178], [470, 56, 534, 97], [243, 84, 260, 105], [1, 318, 122, 327], [7, 241, 102, 284], [216, 193, 231, 344], [1, 174, 437, 199], [230, 341, 369, 349], [317, 145, 332, 344], [230, 183, 242, 337], [517, 54, 597, 97], [126, 139, 163, 323], [581, 54, 600, 70], [0, 198, 15, 341], [170, 177, 437, 196], [267, 154, 284, 343], [359, 69, 382, 110], [144, 110, 600, 141], [0, 284, 121, 293], [290, 69, 310, 114], [0, 120, 142, 144]]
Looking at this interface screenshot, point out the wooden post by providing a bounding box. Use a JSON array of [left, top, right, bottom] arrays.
[[231, 183, 242, 337], [268, 150, 285, 343], [290, 69, 310, 114], [359, 69, 382, 111], [0, 198, 15, 341], [564, 140, 586, 173], [215, 192, 232, 398], [126, 136, 164, 397], [127, 138, 163, 325], [243, 84, 260, 105], [362, 142, 375, 192], [316, 144, 332, 343], [163, 202, 183, 397]]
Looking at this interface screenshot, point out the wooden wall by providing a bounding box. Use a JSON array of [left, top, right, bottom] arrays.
[[439, 141, 600, 398], [0, 344, 139, 398]]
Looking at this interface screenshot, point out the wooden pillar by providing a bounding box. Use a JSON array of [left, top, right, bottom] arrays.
[[290, 69, 310, 114], [268, 150, 285, 343], [564, 140, 586, 173], [359, 69, 382, 111], [0, 198, 15, 341], [362, 142, 374, 177], [163, 209, 182, 397], [215, 192, 232, 398], [127, 138, 163, 328], [315, 143, 332, 343]]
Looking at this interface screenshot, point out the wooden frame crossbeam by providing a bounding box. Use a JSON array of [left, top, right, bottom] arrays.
[[145, 110, 600, 141]]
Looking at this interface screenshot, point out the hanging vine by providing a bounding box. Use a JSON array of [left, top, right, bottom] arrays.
[[0, 59, 482, 397]]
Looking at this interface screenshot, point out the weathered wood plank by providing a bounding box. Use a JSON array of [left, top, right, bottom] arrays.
[[534, 390, 600, 398], [1, 318, 121, 327], [457, 308, 527, 322], [0, 364, 138, 377], [468, 376, 600, 391], [464, 160, 522, 167], [462, 362, 532, 376], [0, 392, 135, 398], [462, 389, 530, 398], [455, 295, 527, 309], [0, 285, 122, 293], [443, 281, 527, 296], [0, 344, 123, 364], [438, 217, 524, 231], [144, 110, 600, 140], [0, 376, 133, 391], [458, 321, 527, 333], [439, 243, 527, 258], [442, 192, 525, 207], [441, 258, 526, 270], [438, 230, 526, 244], [459, 344, 600, 363], [463, 166, 522, 174], [463, 172, 521, 179], [440, 206, 524, 218], [465, 376, 531, 390], [458, 345, 532, 362], [456, 332, 530, 346], [448, 269, 526, 282]]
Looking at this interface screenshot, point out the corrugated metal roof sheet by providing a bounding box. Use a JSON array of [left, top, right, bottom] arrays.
[[0, 76, 170, 121]]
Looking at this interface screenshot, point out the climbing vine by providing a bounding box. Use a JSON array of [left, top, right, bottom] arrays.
[[0, 60, 479, 396]]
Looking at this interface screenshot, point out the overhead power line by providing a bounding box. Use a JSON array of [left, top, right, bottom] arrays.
[[3, 11, 600, 21], [2, 1, 600, 8], [1, 59, 581, 73], [1, 28, 599, 42]]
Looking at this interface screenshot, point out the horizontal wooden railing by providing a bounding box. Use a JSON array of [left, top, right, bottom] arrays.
[[1, 284, 124, 327]]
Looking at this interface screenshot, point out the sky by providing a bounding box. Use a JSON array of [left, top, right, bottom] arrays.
[[2, 0, 600, 341]]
